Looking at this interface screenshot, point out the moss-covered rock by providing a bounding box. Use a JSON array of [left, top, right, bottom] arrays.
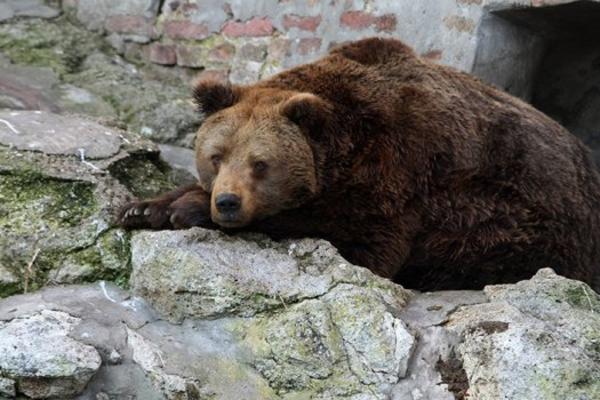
[[130, 227, 414, 398], [0, 16, 199, 146], [0, 16, 107, 77], [0, 110, 180, 296]]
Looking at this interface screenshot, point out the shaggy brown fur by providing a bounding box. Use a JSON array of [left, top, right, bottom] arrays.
[[119, 38, 600, 291]]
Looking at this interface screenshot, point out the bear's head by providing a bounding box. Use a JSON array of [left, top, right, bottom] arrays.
[[193, 80, 332, 228]]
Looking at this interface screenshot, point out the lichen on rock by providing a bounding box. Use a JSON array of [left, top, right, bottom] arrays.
[[0, 309, 102, 399], [130, 227, 415, 398]]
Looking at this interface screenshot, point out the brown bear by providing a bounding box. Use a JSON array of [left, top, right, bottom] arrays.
[[119, 37, 600, 291]]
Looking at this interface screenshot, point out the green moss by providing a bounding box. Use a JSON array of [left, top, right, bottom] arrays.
[[108, 154, 178, 198], [564, 284, 600, 312], [0, 170, 97, 233], [536, 367, 600, 400], [0, 16, 109, 77], [56, 229, 132, 286], [0, 282, 20, 298]]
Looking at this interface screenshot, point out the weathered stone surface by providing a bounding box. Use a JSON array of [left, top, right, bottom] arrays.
[[446, 268, 600, 400], [76, 0, 160, 31], [2, 260, 599, 399], [0, 309, 101, 398], [0, 110, 121, 158], [0, 3, 15, 22], [0, 377, 15, 398], [0, 111, 180, 296], [146, 43, 177, 65], [0, 17, 198, 147], [130, 228, 410, 322], [0, 264, 20, 298], [158, 143, 199, 178], [0, 0, 61, 20], [129, 228, 418, 397]]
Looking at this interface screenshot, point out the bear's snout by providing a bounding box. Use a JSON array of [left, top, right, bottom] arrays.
[[215, 193, 242, 214]]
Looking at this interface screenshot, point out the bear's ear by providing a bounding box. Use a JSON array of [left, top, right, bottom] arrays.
[[193, 80, 241, 116], [281, 93, 333, 137]]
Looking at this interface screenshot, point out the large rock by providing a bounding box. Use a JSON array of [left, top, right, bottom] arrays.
[[130, 228, 411, 321], [0, 310, 101, 398], [2, 258, 599, 399], [130, 228, 415, 397], [0, 110, 181, 296], [447, 268, 600, 400]]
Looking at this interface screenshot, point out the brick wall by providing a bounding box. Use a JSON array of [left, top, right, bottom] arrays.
[[63, 0, 575, 85]]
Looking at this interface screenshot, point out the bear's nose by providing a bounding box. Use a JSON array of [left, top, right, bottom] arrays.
[[215, 193, 241, 213]]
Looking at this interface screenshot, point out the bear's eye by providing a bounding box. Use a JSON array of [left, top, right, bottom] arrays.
[[211, 155, 222, 168], [253, 161, 268, 174]]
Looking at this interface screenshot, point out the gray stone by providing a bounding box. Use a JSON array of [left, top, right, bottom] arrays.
[[69, 52, 198, 146], [76, 0, 160, 31], [158, 144, 199, 179], [0, 3, 15, 22], [57, 84, 117, 119], [0, 309, 101, 398], [130, 228, 411, 322], [0, 376, 15, 397], [0, 264, 21, 298], [0, 61, 61, 112], [129, 228, 416, 397], [1, 257, 600, 399], [392, 290, 488, 400], [140, 99, 200, 145], [324, 285, 415, 384], [49, 262, 97, 284], [446, 269, 600, 400], [5, 0, 60, 19], [0, 17, 196, 146], [0, 110, 121, 159]]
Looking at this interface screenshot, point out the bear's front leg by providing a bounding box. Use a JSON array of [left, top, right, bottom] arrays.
[[118, 184, 212, 230]]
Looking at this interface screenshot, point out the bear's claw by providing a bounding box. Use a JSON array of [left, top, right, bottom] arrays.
[[118, 200, 171, 230]]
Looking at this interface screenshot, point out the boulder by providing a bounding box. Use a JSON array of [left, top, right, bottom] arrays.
[[131, 228, 415, 397], [2, 253, 599, 400], [446, 268, 600, 400], [0, 310, 101, 398], [0, 110, 181, 295]]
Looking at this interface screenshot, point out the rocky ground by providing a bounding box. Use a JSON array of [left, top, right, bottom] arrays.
[[1, 3, 600, 400], [0, 96, 599, 400], [0, 5, 200, 147]]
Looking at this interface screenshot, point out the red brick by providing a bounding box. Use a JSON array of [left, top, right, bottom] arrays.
[[196, 69, 230, 83], [375, 14, 397, 32], [105, 15, 155, 37], [268, 37, 291, 60], [208, 43, 236, 63], [282, 14, 321, 32], [222, 17, 273, 37], [146, 43, 177, 65], [298, 38, 321, 55], [340, 10, 375, 30], [422, 49, 443, 61], [163, 20, 209, 40], [340, 11, 397, 32]]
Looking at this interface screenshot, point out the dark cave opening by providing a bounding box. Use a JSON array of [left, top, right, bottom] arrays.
[[473, 0, 600, 166]]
